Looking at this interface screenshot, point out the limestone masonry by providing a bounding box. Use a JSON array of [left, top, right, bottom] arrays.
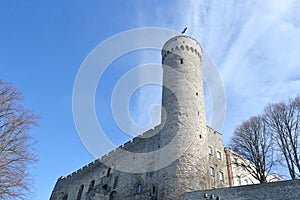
[[50, 35, 290, 200]]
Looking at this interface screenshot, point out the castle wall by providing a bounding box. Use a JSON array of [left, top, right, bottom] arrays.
[[183, 180, 300, 200], [50, 35, 229, 200], [50, 126, 228, 200]]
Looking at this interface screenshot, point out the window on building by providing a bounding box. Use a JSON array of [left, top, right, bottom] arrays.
[[180, 59, 183, 64], [77, 185, 84, 200], [136, 184, 142, 193], [233, 157, 238, 165], [151, 185, 157, 196], [113, 176, 119, 189], [107, 167, 111, 177], [209, 146, 213, 155], [103, 184, 108, 191], [217, 151, 222, 160], [89, 180, 95, 190], [219, 171, 224, 181], [63, 193, 68, 200], [237, 175, 241, 185], [109, 191, 117, 200], [210, 167, 215, 177]]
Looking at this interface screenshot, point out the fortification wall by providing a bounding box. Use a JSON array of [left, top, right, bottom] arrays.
[[50, 35, 229, 200], [50, 125, 227, 200], [183, 180, 300, 200]]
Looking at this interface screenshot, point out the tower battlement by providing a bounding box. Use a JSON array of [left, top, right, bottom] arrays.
[[162, 35, 202, 60]]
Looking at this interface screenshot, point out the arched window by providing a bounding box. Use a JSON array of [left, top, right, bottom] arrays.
[[77, 185, 84, 200], [107, 168, 111, 177]]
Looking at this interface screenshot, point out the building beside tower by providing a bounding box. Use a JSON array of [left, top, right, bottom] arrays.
[[50, 35, 284, 200]]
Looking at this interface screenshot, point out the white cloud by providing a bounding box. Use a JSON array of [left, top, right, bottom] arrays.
[[173, 0, 300, 144], [131, 0, 300, 144]]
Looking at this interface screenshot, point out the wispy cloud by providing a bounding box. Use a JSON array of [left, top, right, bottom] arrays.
[[131, 0, 300, 144], [176, 0, 300, 143]]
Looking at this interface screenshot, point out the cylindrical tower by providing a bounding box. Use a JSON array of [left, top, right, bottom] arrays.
[[161, 35, 206, 142], [157, 35, 208, 199]]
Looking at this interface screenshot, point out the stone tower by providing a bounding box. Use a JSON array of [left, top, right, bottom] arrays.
[[157, 35, 209, 199], [49, 35, 228, 200]]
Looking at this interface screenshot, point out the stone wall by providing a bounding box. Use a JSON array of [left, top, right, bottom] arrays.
[[183, 180, 300, 200], [49, 125, 228, 200]]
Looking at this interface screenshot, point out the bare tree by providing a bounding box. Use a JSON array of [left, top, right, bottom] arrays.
[[264, 96, 300, 179], [0, 80, 37, 199], [230, 115, 274, 183]]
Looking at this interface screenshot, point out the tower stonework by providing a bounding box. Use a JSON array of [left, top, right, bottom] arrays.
[[157, 36, 209, 198], [50, 35, 229, 200]]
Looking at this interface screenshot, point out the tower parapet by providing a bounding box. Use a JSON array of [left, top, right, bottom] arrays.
[[162, 35, 202, 60]]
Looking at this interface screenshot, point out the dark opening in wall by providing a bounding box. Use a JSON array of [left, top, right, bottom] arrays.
[[199, 134, 202, 139], [107, 167, 111, 177], [113, 176, 119, 189], [152, 185, 157, 196], [109, 191, 117, 200], [63, 193, 68, 200], [77, 185, 84, 200], [196, 92, 198, 96], [89, 180, 95, 190], [103, 184, 108, 191], [180, 59, 183, 64]]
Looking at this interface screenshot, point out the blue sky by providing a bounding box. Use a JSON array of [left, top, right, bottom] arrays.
[[1, 0, 300, 199]]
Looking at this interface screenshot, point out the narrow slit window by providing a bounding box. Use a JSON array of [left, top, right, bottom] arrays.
[[107, 167, 111, 177], [136, 184, 142, 193], [209, 146, 213, 155], [152, 185, 157, 195], [77, 185, 84, 200], [113, 176, 119, 189], [180, 59, 183, 64]]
